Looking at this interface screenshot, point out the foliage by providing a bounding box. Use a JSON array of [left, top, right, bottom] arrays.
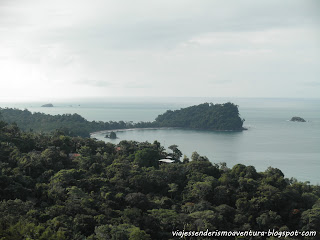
[[0, 120, 319, 239], [155, 102, 245, 130], [0, 102, 245, 139], [109, 131, 117, 139], [0, 108, 152, 138]]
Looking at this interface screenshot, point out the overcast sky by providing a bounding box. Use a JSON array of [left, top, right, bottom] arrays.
[[0, 0, 319, 102]]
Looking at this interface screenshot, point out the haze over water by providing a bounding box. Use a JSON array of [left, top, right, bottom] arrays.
[[1, 97, 319, 184]]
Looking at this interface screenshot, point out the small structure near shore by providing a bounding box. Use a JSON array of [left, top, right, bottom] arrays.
[[158, 155, 175, 164], [159, 159, 175, 164], [290, 116, 306, 122]]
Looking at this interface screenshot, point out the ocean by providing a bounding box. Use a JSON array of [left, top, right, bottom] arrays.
[[1, 97, 319, 184]]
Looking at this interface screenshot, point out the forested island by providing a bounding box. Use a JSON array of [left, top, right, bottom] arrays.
[[0, 119, 319, 239], [0, 102, 245, 138]]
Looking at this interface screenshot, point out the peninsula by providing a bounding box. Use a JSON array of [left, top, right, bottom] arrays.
[[0, 102, 245, 137], [154, 102, 245, 131]]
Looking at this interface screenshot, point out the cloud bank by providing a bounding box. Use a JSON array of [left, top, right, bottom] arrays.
[[0, 0, 319, 101]]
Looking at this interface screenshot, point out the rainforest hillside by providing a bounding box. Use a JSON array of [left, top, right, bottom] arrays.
[[0, 108, 153, 137], [0, 120, 319, 240]]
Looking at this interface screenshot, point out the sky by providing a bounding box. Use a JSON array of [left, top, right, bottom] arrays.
[[0, 0, 320, 102]]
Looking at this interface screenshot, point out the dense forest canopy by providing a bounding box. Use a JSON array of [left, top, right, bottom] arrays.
[[0, 108, 149, 138], [0, 119, 319, 239], [0, 102, 245, 138], [155, 102, 245, 130]]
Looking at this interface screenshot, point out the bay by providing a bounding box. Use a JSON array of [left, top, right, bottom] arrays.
[[1, 97, 319, 184]]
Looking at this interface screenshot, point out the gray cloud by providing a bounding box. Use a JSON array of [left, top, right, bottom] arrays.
[[304, 81, 320, 87], [0, 0, 319, 100], [5, 0, 318, 50], [65, 1, 319, 51], [75, 79, 114, 87]]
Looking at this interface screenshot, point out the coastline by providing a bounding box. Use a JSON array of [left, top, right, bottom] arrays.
[[90, 126, 247, 136], [90, 127, 177, 136]]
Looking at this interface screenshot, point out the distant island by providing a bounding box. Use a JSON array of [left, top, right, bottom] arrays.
[[290, 116, 306, 122], [41, 103, 54, 107], [0, 102, 245, 137]]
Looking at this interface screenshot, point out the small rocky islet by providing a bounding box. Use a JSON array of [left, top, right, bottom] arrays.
[[290, 116, 306, 122], [41, 103, 54, 107]]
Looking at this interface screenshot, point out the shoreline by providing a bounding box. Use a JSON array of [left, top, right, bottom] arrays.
[[90, 127, 177, 136], [90, 126, 247, 136]]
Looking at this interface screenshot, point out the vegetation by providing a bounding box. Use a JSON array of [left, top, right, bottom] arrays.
[[0, 108, 153, 138], [0, 102, 245, 139], [155, 102, 245, 130], [0, 119, 319, 239], [106, 131, 117, 139]]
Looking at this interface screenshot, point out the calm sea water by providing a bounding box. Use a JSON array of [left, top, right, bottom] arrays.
[[1, 98, 319, 184]]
